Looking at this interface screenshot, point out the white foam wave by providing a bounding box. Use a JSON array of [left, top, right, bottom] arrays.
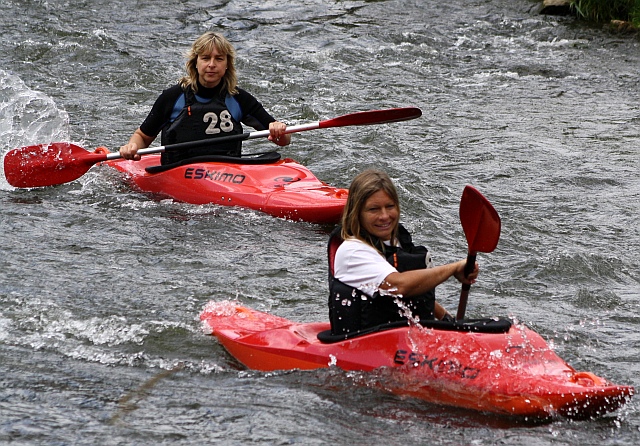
[[6, 306, 223, 374], [0, 69, 70, 189], [0, 69, 70, 150]]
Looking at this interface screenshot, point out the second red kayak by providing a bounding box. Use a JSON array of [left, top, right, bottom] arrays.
[[200, 301, 634, 420], [104, 153, 347, 224]]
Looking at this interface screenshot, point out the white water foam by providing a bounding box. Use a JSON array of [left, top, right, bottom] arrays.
[[0, 69, 70, 189]]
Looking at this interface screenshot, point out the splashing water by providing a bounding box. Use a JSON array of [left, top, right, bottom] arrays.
[[0, 69, 69, 150]]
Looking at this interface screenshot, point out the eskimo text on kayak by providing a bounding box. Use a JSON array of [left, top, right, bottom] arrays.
[[394, 349, 481, 379], [184, 167, 301, 186], [184, 167, 246, 184]]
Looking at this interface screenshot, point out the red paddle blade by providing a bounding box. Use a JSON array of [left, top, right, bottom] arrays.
[[459, 185, 501, 253], [4, 142, 107, 188], [319, 107, 422, 128], [456, 185, 501, 320]]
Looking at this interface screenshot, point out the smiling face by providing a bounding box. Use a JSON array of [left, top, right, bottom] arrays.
[[341, 170, 401, 248], [196, 46, 228, 88], [360, 189, 399, 242]]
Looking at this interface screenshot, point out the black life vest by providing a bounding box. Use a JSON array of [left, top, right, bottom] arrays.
[[327, 225, 436, 336], [160, 88, 243, 164]]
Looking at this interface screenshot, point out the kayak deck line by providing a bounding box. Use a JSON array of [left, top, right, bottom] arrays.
[[199, 301, 634, 420], [103, 154, 347, 224]]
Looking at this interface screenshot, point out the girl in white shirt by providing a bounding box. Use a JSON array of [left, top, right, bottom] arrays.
[[328, 169, 478, 336]]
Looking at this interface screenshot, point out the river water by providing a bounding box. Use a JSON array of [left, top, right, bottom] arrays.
[[1, 0, 639, 444]]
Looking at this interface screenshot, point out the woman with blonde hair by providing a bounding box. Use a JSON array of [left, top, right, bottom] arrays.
[[327, 169, 479, 336], [120, 31, 290, 165]]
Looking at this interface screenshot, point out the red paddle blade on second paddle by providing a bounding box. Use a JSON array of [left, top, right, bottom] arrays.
[[4, 142, 107, 188], [319, 107, 422, 128], [459, 185, 501, 253]]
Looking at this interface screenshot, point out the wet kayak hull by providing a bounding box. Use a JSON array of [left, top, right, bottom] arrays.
[[105, 154, 347, 224], [199, 301, 634, 419]]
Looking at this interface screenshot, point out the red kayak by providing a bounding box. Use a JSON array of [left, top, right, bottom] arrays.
[[4, 109, 423, 223], [5, 109, 426, 223], [199, 301, 634, 420], [104, 153, 347, 224]]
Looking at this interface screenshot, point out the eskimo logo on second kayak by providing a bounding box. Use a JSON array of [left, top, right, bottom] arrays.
[[184, 168, 245, 184], [394, 350, 480, 379]]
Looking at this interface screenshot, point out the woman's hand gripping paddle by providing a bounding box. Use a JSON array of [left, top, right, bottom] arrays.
[[4, 107, 422, 188], [456, 185, 501, 321]]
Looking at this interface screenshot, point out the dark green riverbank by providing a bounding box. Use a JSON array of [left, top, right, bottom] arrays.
[[540, 0, 640, 30]]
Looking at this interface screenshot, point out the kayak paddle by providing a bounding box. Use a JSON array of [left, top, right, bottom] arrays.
[[4, 107, 422, 188], [456, 185, 501, 321]]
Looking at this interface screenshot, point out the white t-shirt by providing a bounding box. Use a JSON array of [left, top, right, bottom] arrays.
[[334, 238, 398, 298]]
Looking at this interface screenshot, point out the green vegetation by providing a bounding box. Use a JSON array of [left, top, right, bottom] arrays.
[[569, 0, 640, 28]]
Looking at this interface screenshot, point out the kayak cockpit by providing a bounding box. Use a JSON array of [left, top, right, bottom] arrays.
[[144, 151, 282, 174], [317, 317, 512, 343]]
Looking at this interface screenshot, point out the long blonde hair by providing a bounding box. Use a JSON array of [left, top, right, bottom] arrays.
[[179, 31, 238, 95], [341, 169, 400, 251]]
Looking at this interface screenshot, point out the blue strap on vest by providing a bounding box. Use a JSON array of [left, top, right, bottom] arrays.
[[224, 94, 242, 122], [170, 95, 186, 121]]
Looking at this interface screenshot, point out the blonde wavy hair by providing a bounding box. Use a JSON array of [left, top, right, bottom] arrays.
[[341, 169, 400, 252], [179, 31, 238, 95]]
